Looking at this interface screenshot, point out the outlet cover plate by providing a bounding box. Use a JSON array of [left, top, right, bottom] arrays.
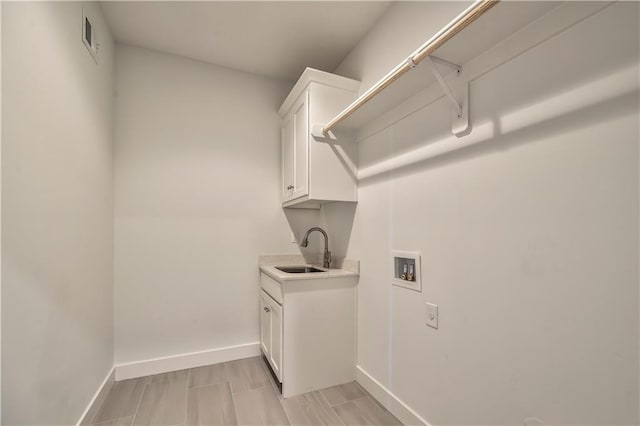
[[426, 302, 438, 329]]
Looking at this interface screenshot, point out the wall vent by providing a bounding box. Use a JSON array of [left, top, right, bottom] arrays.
[[82, 8, 98, 63]]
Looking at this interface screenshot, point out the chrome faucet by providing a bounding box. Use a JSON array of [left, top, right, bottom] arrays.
[[300, 227, 331, 269]]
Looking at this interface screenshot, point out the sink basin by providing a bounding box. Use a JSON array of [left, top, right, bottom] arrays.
[[275, 266, 325, 274]]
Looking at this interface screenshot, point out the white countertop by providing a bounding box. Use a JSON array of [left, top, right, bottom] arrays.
[[258, 255, 359, 282]]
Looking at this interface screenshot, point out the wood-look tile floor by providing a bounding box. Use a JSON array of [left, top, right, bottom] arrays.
[[90, 357, 402, 426]]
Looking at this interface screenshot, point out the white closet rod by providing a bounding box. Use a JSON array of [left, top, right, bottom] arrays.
[[321, 0, 499, 134]]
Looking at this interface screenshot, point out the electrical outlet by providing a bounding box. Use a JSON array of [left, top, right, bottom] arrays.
[[426, 302, 438, 329]]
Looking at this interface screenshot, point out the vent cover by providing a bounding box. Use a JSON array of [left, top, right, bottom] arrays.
[[82, 8, 98, 63]]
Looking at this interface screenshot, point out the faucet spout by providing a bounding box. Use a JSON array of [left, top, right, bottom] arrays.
[[300, 227, 331, 269]]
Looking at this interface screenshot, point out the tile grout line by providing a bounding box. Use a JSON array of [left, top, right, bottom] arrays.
[[355, 383, 403, 424], [183, 369, 191, 426], [336, 394, 402, 425], [130, 381, 149, 426], [255, 356, 292, 426], [319, 388, 347, 426], [93, 415, 134, 426], [188, 380, 229, 391], [90, 385, 112, 425], [227, 378, 241, 425], [277, 392, 293, 426], [225, 358, 244, 424], [90, 400, 103, 424]]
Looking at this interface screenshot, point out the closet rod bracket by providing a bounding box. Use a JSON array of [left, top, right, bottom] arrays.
[[425, 55, 462, 116], [429, 56, 462, 74], [425, 55, 470, 137]]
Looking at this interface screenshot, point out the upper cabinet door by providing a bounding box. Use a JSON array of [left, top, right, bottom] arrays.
[[291, 91, 309, 200], [278, 68, 359, 208], [281, 116, 294, 201]]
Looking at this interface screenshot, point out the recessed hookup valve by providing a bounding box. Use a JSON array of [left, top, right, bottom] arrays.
[[407, 264, 415, 281], [400, 263, 408, 280]]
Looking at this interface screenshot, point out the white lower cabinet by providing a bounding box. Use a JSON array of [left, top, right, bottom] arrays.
[[260, 290, 283, 381], [259, 272, 356, 398], [269, 299, 283, 379], [259, 292, 271, 355]]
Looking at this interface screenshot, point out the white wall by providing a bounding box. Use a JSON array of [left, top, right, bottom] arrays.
[[113, 45, 317, 365], [336, 1, 472, 93], [334, 2, 639, 425], [1, 2, 115, 424]]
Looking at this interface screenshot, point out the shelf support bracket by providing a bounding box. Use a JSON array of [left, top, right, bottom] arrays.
[[429, 56, 462, 74], [425, 55, 462, 116], [424, 55, 470, 137]]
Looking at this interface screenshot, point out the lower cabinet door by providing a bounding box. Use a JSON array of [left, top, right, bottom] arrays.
[[260, 291, 272, 357], [269, 299, 283, 381]]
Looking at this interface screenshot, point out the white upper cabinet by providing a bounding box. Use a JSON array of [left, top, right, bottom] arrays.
[[279, 68, 360, 208]]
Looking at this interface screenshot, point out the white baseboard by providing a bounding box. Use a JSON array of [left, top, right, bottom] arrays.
[[77, 366, 115, 426], [356, 365, 430, 426], [115, 342, 261, 381]]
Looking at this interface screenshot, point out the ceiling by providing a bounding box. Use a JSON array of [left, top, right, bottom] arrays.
[[100, 1, 392, 81]]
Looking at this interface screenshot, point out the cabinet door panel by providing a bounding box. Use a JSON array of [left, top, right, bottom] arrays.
[[281, 116, 294, 201], [292, 91, 309, 199], [260, 292, 271, 357], [269, 299, 283, 381]]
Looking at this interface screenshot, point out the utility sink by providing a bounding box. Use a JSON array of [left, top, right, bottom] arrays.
[[275, 266, 324, 274]]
